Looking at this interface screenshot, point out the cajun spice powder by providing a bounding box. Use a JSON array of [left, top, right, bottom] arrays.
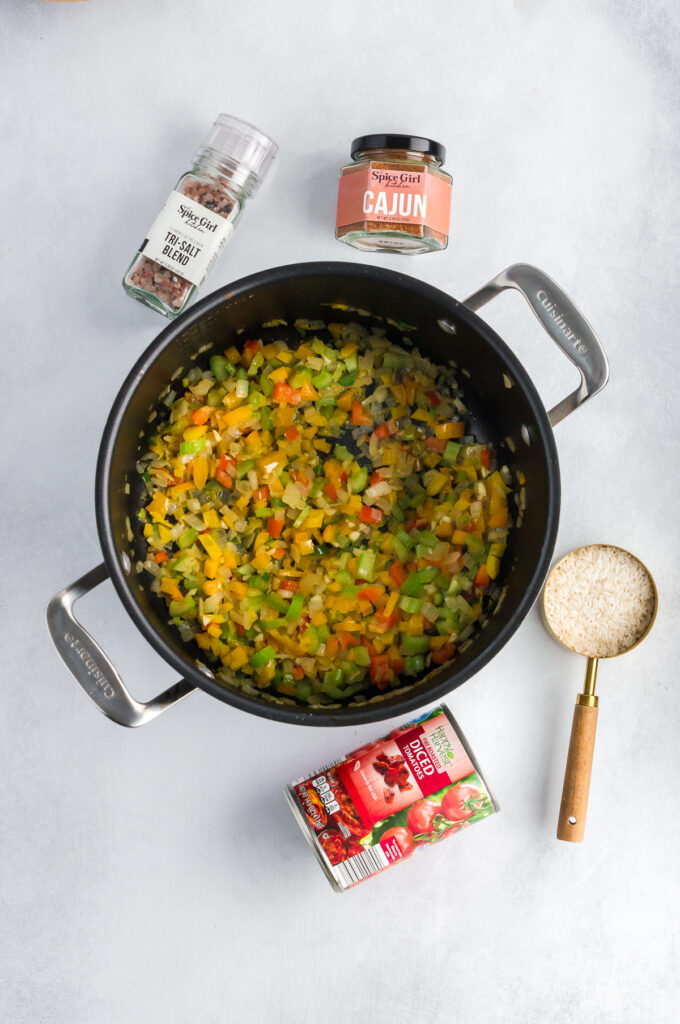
[[336, 134, 452, 254]]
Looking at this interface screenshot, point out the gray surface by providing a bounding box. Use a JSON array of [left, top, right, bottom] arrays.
[[2, 2, 679, 1022]]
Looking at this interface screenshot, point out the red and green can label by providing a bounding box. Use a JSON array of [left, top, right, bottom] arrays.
[[287, 706, 498, 890]]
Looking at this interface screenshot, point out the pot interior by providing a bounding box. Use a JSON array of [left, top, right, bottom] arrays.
[[97, 263, 559, 724]]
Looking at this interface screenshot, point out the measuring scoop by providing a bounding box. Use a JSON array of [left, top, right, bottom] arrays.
[[541, 544, 657, 842]]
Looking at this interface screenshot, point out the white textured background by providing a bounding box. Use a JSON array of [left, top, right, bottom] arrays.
[[2, 2, 679, 1022]]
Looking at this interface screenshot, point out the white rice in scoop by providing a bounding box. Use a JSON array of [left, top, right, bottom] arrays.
[[543, 545, 655, 658]]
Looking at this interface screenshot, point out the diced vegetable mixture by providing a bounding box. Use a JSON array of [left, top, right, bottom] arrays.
[[135, 319, 513, 704]]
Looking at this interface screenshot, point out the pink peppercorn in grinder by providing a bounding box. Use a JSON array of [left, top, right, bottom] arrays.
[[123, 114, 278, 319]]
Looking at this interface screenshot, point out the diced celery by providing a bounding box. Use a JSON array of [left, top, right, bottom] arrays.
[[401, 634, 430, 654], [177, 528, 198, 549], [169, 595, 195, 618], [350, 467, 368, 493], [286, 593, 304, 621], [356, 550, 376, 581], [250, 645, 276, 668]]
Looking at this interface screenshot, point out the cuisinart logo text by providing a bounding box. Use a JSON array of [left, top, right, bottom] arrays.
[[178, 204, 221, 233], [64, 632, 115, 699], [537, 290, 588, 354]]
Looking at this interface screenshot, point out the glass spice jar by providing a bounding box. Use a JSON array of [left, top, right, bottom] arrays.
[[335, 134, 452, 254], [123, 114, 278, 319]]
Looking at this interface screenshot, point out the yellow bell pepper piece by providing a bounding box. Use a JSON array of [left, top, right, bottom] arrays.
[[434, 421, 465, 439], [487, 555, 501, 579], [426, 471, 448, 496], [160, 577, 183, 602], [343, 495, 362, 516], [254, 530, 270, 551], [221, 404, 254, 428], [229, 581, 248, 601], [156, 523, 173, 544], [198, 533, 222, 561], [146, 492, 170, 521], [204, 557, 219, 579], [270, 366, 289, 383], [300, 380, 319, 402], [184, 424, 207, 442], [305, 510, 324, 530], [225, 645, 249, 671], [202, 508, 219, 530], [385, 592, 399, 617], [252, 547, 272, 571], [192, 456, 208, 491]]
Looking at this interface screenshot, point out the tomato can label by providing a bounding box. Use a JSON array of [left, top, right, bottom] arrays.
[[285, 706, 499, 891]]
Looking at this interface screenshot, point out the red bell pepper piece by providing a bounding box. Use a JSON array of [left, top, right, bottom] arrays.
[[389, 562, 408, 587], [285, 427, 300, 441], [337, 631, 359, 652], [369, 654, 392, 690], [474, 565, 490, 588], [357, 586, 383, 605], [351, 400, 372, 427], [431, 642, 456, 665], [267, 517, 284, 539], [425, 436, 447, 452], [360, 505, 383, 525], [215, 454, 235, 488], [405, 516, 428, 532], [190, 406, 212, 426], [324, 482, 337, 501], [374, 609, 397, 632]]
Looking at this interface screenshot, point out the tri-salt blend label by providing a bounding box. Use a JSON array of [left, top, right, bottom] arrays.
[[140, 190, 235, 287]]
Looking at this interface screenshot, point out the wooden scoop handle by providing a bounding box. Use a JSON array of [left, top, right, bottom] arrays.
[[557, 702, 599, 842]]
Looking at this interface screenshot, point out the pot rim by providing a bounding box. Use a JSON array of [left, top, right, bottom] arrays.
[[95, 260, 560, 725]]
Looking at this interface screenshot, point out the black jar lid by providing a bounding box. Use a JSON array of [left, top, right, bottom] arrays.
[[351, 134, 446, 162]]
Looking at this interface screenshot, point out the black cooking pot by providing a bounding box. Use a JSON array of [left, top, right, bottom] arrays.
[[47, 262, 608, 728]]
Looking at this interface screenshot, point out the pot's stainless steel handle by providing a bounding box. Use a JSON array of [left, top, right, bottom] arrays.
[[463, 263, 609, 426], [46, 564, 196, 727]]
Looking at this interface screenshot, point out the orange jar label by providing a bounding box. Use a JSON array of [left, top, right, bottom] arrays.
[[336, 163, 451, 236]]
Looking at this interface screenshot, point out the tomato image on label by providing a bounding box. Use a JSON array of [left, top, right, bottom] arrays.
[[441, 785, 487, 823], [406, 799, 441, 836], [380, 826, 415, 860]]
